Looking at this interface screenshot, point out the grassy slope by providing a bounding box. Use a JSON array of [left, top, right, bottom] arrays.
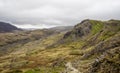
[[0, 20, 120, 73]]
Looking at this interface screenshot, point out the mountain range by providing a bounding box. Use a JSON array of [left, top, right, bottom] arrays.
[[0, 19, 120, 73]]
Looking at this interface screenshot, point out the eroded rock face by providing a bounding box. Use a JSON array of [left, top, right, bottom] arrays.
[[88, 47, 120, 73], [63, 19, 92, 39]]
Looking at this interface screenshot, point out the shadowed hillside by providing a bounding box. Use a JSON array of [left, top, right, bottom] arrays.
[[0, 22, 20, 32]]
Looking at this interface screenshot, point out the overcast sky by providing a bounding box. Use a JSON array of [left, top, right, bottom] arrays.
[[0, 0, 120, 29]]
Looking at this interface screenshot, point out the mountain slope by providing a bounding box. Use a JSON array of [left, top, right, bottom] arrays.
[[0, 22, 20, 32], [61, 19, 120, 73]]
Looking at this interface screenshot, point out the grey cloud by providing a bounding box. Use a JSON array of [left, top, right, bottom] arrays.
[[0, 0, 120, 29]]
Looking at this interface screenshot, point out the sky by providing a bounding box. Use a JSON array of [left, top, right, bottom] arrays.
[[0, 0, 120, 29]]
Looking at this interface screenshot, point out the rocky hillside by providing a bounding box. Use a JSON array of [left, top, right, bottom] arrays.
[[0, 22, 20, 32], [62, 19, 120, 73], [0, 19, 119, 73]]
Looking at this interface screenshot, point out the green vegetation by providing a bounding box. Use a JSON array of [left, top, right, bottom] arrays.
[[100, 31, 116, 40], [90, 20, 104, 35], [6, 70, 23, 73], [25, 67, 64, 73], [25, 69, 39, 73]]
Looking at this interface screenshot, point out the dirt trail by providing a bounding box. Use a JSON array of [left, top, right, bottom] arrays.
[[64, 62, 81, 73]]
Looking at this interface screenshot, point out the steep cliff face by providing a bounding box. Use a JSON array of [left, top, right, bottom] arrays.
[[63, 19, 92, 39], [0, 22, 20, 32]]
